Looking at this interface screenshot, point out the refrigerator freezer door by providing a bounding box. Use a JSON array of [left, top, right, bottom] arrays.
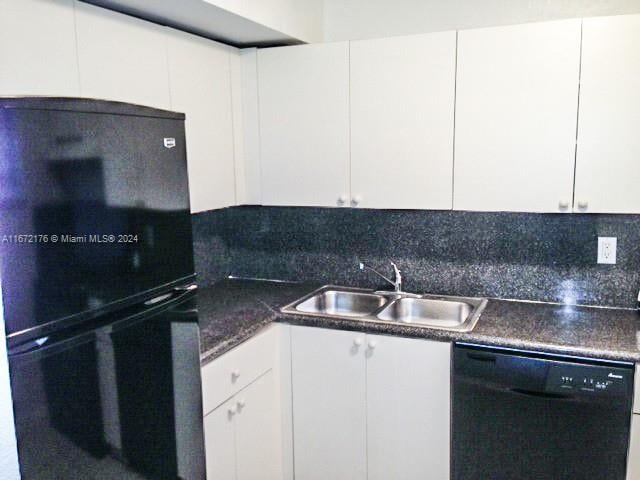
[[0, 98, 194, 341]]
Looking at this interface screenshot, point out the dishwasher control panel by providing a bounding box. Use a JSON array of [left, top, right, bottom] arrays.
[[545, 363, 632, 397]]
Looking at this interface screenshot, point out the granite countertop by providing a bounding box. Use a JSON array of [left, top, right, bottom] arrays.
[[198, 278, 640, 365], [198, 279, 313, 365]]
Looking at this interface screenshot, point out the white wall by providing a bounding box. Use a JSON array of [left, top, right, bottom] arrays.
[[0, 280, 20, 480], [323, 0, 640, 41], [205, 0, 324, 43]]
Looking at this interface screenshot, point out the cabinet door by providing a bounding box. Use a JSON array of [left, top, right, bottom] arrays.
[[635, 368, 640, 415], [204, 397, 237, 480], [366, 335, 451, 480], [0, 0, 79, 96], [235, 371, 283, 480], [454, 20, 581, 212], [167, 29, 236, 213], [75, 2, 171, 109], [628, 415, 640, 480], [575, 15, 640, 214], [350, 32, 456, 209], [291, 326, 366, 480], [258, 43, 350, 207]]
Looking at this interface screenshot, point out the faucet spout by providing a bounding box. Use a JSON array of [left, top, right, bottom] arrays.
[[359, 261, 403, 293]]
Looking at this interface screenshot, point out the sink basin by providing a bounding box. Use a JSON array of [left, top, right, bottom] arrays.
[[376, 297, 472, 327], [294, 290, 386, 317], [282, 286, 487, 332]]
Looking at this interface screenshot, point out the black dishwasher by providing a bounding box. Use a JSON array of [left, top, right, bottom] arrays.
[[452, 344, 634, 480]]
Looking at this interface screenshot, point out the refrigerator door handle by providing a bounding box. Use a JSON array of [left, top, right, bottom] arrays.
[[173, 284, 198, 293], [143, 284, 197, 307], [10, 288, 197, 359], [8, 329, 97, 361], [8, 336, 50, 356]]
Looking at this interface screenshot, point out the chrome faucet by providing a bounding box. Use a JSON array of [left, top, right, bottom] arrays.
[[359, 261, 403, 293]]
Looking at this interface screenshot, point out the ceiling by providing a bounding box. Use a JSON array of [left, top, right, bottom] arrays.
[[81, 0, 304, 47]]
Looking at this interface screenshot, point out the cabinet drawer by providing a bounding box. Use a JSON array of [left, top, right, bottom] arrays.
[[202, 326, 278, 415]]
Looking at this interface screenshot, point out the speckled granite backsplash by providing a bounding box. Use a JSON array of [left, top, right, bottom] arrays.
[[192, 206, 640, 308]]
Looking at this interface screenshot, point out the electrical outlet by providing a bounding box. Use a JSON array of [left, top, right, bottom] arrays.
[[597, 237, 617, 264]]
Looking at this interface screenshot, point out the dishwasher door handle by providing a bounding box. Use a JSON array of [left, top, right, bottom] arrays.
[[466, 352, 497, 363], [510, 388, 573, 400]]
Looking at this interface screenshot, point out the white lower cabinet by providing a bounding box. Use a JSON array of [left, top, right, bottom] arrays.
[[630, 368, 640, 479], [291, 325, 451, 480], [204, 396, 237, 480], [201, 325, 286, 480], [234, 370, 282, 480], [628, 415, 640, 479], [204, 370, 283, 480], [366, 335, 451, 480], [291, 326, 367, 480]]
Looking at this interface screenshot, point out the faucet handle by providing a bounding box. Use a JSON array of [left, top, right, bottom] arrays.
[[390, 261, 402, 279]]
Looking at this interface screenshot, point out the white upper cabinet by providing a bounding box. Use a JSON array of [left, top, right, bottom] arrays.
[[575, 14, 640, 214], [0, 0, 79, 96], [350, 32, 456, 210], [454, 20, 581, 213], [167, 29, 236, 213], [258, 42, 350, 207], [75, 2, 171, 109]]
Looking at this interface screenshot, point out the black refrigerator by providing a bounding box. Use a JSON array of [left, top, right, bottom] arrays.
[[0, 98, 206, 479]]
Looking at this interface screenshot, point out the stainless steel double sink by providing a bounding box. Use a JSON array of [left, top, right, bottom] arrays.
[[281, 286, 488, 332]]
